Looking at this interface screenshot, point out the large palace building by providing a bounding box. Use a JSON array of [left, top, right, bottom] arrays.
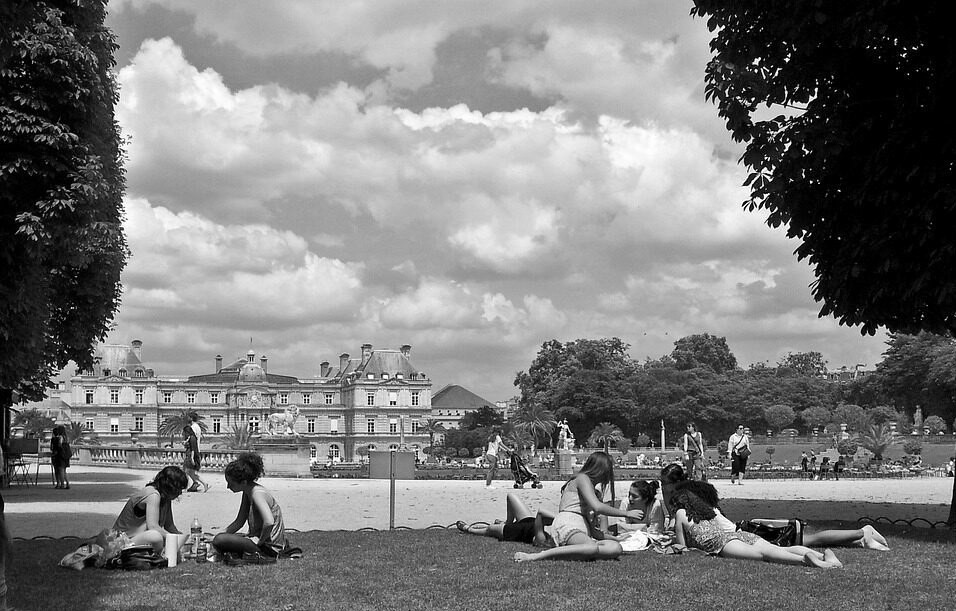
[[67, 340, 432, 462]]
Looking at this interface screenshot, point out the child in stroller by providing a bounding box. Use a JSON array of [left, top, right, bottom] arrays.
[[510, 451, 543, 489]]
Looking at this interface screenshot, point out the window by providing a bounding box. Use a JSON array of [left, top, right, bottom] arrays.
[[212, 417, 222, 434], [367, 444, 376, 452], [411, 420, 420, 433], [382, 373, 389, 379], [388, 444, 399, 451], [248, 416, 260, 433], [367, 373, 375, 379], [330, 418, 339, 434], [85, 418, 95, 431], [367, 418, 375, 433], [109, 417, 119, 433], [85, 389, 94, 404], [302, 394, 311, 405], [329, 444, 340, 459], [133, 416, 144, 432], [162, 391, 172, 404], [134, 369, 145, 378], [210, 392, 219, 404], [388, 391, 398, 406], [186, 392, 196, 404], [118, 368, 127, 377], [396, 373, 403, 380], [135, 389, 143, 404], [310, 446, 317, 459], [279, 393, 289, 405], [367, 393, 375, 406], [411, 391, 420, 407], [325, 393, 334, 405], [109, 389, 119, 404], [307, 418, 316, 433], [389, 418, 398, 434]]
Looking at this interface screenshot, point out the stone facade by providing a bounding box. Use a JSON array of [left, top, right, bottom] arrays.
[[67, 341, 432, 462]]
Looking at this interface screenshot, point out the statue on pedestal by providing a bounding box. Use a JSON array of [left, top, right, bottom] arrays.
[[266, 405, 301, 437]]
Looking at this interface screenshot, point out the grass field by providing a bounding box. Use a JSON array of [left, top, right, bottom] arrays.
[[9, 522, 956, 611]]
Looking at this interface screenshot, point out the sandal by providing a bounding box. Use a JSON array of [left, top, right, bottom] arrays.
[[456, 521, 469, 533]]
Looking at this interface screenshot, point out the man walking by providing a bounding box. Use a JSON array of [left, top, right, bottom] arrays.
[[728, 425, 751, 485], [682, 422, 707, 481]]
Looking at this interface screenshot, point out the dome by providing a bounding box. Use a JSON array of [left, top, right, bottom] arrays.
[[239, 362, 266, 383]]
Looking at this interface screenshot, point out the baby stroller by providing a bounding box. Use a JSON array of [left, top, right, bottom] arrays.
[[510, 452, 543, 489]]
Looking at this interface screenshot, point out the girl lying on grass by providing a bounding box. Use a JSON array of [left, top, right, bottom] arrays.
[[211, 453, 295, 564], [668, 487, 844, 568], [112, 466, 188, 554], [660, 463, 889, 551], [457, 493, 555, 547], [514, 451, 643, 563]]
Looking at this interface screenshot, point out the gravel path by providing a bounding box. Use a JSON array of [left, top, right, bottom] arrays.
[[4, 465, 952, 538]]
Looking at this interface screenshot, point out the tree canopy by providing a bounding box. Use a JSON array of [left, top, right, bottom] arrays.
[[670, 333, 738, 373], [691, 1, 956, 336], [1, 0, 128, 401]]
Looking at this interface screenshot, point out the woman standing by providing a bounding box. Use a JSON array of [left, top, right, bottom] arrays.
[[50, 424, 71, 489], [727, 425, 750, 485], [484, 428, 512, 490]]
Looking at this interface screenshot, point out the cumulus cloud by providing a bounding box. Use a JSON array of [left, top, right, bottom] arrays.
[[101, 2, 889, 398]]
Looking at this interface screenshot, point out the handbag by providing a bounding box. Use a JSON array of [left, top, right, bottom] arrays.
[[737, 518, 804, 546], [118, 545, 168, 570], [737, 446, 752, 457]]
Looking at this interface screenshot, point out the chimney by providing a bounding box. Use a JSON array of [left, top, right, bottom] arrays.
[[260, 355, 268, 374], [400, 344, 411, 357], [320, 361, 330, 377], [361, 343, 373, 362], [215, 354, 223, 372], [339, 353, 350, 373], [130, 339, 143, 360]]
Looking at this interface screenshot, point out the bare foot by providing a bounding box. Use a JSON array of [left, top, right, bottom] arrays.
[[514, 552, 535, 563], [862, 525, 889, 549], [823, 549, 843, 568]]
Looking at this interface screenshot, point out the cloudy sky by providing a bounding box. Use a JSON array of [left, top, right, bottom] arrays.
[[98, 0, 887, 401]]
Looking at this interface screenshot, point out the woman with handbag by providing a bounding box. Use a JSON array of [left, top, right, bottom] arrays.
[[727, 425, 751, 485]]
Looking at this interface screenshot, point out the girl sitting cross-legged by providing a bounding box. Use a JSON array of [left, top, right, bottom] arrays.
[[211, 453, 298, 564], [513, 451, 643, 563]]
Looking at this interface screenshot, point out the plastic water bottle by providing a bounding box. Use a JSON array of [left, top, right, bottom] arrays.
[[190, 517, 202, 556], [195, 538, 207, 563]]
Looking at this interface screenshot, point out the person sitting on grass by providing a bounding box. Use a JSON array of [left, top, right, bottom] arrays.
[[513, 451, 643, 563], [456, 493, 555, 547], [112, 466, 188, 554], [618, 480, 666, 535], [659, 463, 889, 551], [211, 452, 296, 563], [668, 487, 844, 568]]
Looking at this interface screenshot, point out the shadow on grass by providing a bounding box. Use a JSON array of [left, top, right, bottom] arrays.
[[2, 470, 145, 505], [9, 527, 956, 611]]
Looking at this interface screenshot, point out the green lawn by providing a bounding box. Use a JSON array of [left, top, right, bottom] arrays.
[[9, 524, 956, 611]]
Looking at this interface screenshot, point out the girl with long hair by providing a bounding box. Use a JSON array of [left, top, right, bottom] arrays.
[[514, 451, 643, 562]]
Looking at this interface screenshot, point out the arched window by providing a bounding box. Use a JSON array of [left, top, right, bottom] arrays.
[[329, 444, 340, 458]]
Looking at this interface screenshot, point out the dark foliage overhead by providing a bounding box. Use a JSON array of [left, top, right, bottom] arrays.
[[1, 0, 128, 399], [691, 0, 956, 336]]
